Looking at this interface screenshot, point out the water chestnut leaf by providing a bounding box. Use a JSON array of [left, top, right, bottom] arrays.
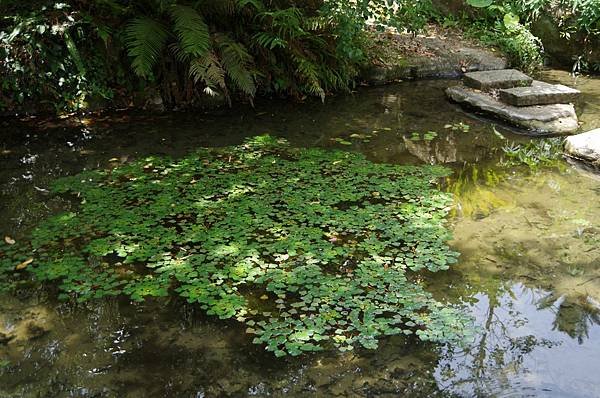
[[0, 135, 471, 356]]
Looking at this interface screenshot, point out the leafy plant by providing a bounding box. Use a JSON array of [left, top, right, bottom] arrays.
[[0, 136, 471, 355], [501, 137, 565, 169], [460, 1, 544, 71], [0, 1, 120, 113]]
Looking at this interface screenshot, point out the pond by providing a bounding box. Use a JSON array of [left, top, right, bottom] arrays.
[[1, 70, 600, 397]]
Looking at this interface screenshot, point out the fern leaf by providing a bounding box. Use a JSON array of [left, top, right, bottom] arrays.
[[252, 32, 287, 49], [190, 52, 226, 89], [293, 54, 325, 101], [217, 35, 256, 97], [190, 52, 231, 103], [169, 5, 210, 60], [63, 30, 86, 77], [238, 0, 264, 11], [124, 17, 169, 78]]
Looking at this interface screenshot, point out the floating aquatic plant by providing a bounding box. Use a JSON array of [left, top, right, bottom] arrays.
[[0, 136, 471, 355], [410, 131, 438, 141], [444, 122, 470, 133]]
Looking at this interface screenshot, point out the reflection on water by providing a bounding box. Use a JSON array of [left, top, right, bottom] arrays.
[[437, 284, 600, 398], [2, 73, 600, 397]]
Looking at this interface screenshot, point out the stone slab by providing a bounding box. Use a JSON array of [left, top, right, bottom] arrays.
[[463, 69, 533, 90], [499, 81, 580, 106], [361, 32, 507, 84], [564, 129, 600, 164], [446, 85, 578, 135]]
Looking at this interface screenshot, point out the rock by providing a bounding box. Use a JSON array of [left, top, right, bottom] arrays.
[[446, 85, 579, 135], [24, 321, 49, 340], [463, 69, 533, 91], [146, 93, 165, 112], [499, 81, 580, 106], [361, 30, 507, 84], [564, 129, 600, 165], [531, 14, 600, 69], [0, 331, 14, 345]]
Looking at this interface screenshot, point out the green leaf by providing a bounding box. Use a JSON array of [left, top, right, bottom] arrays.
[[124, 17, 169, 78], [466, 0, 494, 7], [169, 5, 210, 59]]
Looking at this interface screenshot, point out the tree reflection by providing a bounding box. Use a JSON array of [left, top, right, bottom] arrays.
[[435, 284, 559, 396], [537, 292, 600, 344]]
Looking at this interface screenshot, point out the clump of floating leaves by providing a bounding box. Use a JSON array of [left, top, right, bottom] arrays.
[[0, 136, 472, 356]]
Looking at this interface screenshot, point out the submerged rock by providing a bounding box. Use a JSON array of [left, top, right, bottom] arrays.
[[0, 331, 13, 345], [446, 85, 579, 135], [564, 129, 600, 165]]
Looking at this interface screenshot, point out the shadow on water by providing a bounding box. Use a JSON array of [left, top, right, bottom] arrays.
[[2, 72, 600, 397]]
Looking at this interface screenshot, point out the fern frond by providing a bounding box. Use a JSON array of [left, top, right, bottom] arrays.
[[237, 0, 264, 11], [63, 30, 86, 76], [217, 35, 256, 97], [169, 5, 210, 59], [293, 54, 325, 101], [252, 32, 287, 49], [259, 8, 304, 39], [304, 16, 332, 31], [124, 17, 169, 78], [190, 52, 226, 91]]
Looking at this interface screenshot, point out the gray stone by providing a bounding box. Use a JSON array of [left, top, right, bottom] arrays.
[[531, 14, 600, 69], [564, 129, 600, 164], [499, 81, 580, 106], [463, 69, 533, 90], [446, 85, 579, 135], [360, 33, 507, 85]]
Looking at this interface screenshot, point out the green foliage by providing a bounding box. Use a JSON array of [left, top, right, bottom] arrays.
[[124, 17, 170, 78], [462, 0, 600, 71], [0, 0, 446, 112], [0, 1, 121, 112], [461, 1, 543, 72], [467, 0, 494, 7], [501, 137, 565, 169], [324, 0, 435, 35], [515, 0, 600, 37], [0, 136, 471, 355]]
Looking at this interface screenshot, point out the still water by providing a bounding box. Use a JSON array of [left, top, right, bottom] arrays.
[[1, 70, 600, 397]]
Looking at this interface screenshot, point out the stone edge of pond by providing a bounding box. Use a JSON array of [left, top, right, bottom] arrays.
[[360, 32, 508, 85]]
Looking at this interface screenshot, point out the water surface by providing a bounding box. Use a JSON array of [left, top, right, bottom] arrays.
[[2, 73, 600, 397]]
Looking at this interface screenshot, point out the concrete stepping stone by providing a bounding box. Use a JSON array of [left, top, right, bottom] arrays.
[[464, 69, 533, 90], [564, 129, 600, 165], [499, 81, 580, 106], [446, 85, 578, 135]]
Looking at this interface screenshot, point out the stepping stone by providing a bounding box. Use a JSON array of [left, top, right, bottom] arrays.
[[464, 69, 533, 90], [499, 81, 580, 106], [446, 85, 578, 135], [564, 129, 600, 165]]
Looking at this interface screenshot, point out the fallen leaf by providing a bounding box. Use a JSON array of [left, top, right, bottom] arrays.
[[15, 258, 33, 270], [4, 236, 15, 245]]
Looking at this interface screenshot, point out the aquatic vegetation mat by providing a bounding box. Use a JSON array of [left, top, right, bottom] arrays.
[[0, 136, 470, 355]]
